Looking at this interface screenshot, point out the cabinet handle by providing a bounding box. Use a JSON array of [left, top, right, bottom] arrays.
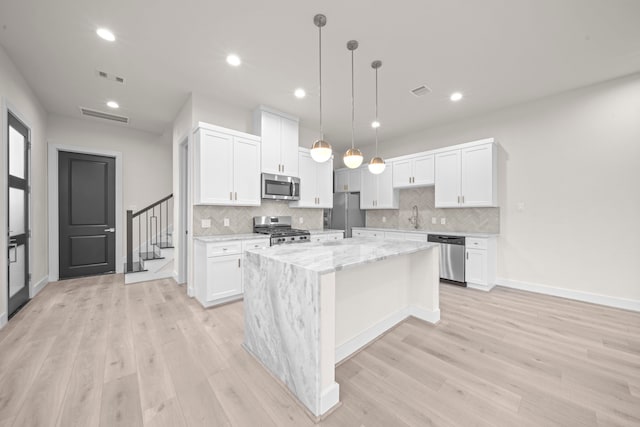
[[462, 195, 464, 204], [282, 164, 285, 173], [466, 251, 469, 260], [235, 192, 238, 200], [230, 192, 233, 200], [457, 195, 460, 203], [238, 259, 241, 268]]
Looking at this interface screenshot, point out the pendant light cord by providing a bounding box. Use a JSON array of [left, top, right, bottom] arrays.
[[351, 48, 355, 150], [319, 25, 323, 140], [375, 66, 379, 156]]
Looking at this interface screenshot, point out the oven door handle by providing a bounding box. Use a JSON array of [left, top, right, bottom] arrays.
[[292, 181, 299, 197]]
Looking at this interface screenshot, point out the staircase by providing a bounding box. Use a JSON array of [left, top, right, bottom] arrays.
[[125, 194, 174, 284]]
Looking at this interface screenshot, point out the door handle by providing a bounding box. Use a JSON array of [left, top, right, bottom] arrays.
[[9, 239, 17, 263], [104, 228, 115, 233]]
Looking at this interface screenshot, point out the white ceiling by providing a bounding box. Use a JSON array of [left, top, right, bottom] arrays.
[[1, 0, 640, 151]]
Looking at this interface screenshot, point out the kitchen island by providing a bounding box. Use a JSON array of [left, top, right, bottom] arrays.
[[242, 238, 440, 418]]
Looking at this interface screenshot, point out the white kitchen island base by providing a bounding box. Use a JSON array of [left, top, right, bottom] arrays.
[[242, 238, 440, 418]]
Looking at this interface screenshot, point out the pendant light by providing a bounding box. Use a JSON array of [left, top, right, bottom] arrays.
[[368, 60, 386, 175], [310, 14, 332, 163], [343, 40, 364, 169]]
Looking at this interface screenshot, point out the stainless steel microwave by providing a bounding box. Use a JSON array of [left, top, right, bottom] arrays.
[[261, 173, 300, 201]]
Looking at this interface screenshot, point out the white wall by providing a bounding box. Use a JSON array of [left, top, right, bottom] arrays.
[[47, 114, 173, 258], [0, 44, 49, 325], [361, 73, 640, 304]]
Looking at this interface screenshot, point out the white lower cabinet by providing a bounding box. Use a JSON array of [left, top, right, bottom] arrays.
[[195, 238, 269, 307], [465, 237, 496, 291], [352, 229, 384, 238], [309, 232, 344, 243]]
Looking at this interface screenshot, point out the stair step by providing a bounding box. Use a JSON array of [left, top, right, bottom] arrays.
[[124, 262, 147, 274], [139, 251, 165, 261], [156, 242, 174, 249]]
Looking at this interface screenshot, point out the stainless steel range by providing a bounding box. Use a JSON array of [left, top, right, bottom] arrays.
[[253, 216, 311, 245]]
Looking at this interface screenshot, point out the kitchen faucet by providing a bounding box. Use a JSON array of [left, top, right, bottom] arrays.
[[408, 205, 419, 229]]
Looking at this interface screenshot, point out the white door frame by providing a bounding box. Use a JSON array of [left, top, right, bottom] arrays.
[[177, 136, 188, 285], [1, 98, 33, 327], [47, 143, 123, 282]]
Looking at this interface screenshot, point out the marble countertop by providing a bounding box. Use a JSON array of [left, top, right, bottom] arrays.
[[352, 227, 498, 238], [194, 233, 267, 243], [245, 237, 438, 275], [307, 229, 345, 235]]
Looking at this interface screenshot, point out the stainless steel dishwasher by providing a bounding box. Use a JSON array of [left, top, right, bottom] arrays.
[[427, 234, 466, 285]]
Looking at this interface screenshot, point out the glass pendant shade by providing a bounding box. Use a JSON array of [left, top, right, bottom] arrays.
[[368, 156, 386, 174], [310, 139, 332, 163], [343, 148, 364, 169]]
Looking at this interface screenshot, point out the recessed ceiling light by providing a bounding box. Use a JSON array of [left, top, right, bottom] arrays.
[[450, 92, 463, 102], [96, 28, 116, 42], [294, 88, 306, 99], [106, 101, 119, 109], [371, 120, 381, 129], [226, 54, 241, 67]]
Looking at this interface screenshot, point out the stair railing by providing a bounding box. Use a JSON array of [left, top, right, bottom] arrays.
[[125, 194, 174, 273]]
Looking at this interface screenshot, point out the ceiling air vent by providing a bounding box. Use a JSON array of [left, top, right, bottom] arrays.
[[80, 107, 129, 124], [410, 85, 431, 97], [95, 69, 126, 84]]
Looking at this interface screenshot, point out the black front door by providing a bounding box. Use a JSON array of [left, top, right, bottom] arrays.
[[7, 112, 30, 317], [58, 151, 116, 278]]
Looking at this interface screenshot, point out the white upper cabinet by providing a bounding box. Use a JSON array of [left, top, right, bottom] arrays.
[[360, 164, 399, 210], [435, 140, 497, 208], [194, 123, 261, 206], [289, 148, 333, 208], [254, 106, 299, 176], [392, 153, 434, 188], [334, 167, 362, 193]]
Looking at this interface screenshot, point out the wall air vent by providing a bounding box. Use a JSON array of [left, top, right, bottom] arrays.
[[410, 85, 431, 97], [80, 107, 129, 124], [95, 69, 126, 84]]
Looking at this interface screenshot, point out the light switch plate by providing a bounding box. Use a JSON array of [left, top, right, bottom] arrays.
[[440, 218, 446, 225], [223, 218, 230, 227], [431, 217, 436, 224], [299, 217, 304, 224], [201, 219, 211, 228]]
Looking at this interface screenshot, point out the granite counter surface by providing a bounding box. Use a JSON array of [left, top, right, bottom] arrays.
[[245, 237, 438, 275]]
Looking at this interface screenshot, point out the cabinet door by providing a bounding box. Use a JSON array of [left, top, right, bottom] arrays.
[[348, 168, 361, 192], [207, 254, 242, 301], [197, 131, 234, 204], [413, 154, 435, 186], [360, 170, 377, 209], [461, 143, 495, 207], [465, 249, 486, 285], [392, 159, 412, 188], [260, 111, 281, 174], [295, 150, 317, 207], [317, 157, 334, 208], [280, 117, 299, 176], [334, 169, 348, 193], [233, 137, 261, 206], [435, 150, 462, 208], [376, 165, 398, 208]]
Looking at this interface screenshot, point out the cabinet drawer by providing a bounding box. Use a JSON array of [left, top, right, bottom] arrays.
[[207, 241, 242, 257], [242, 239, 270, 251], [326, 233, 344, 240], [384, 231, 406, 240], [466, 237, 487, 250], [311, 235, 328, 243]]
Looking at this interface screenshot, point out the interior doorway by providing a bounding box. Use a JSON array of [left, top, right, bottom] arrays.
[[7, 111, 31, 318], [58, 151, 116, 278]]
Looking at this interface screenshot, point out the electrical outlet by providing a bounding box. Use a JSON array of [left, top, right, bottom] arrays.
[[201, 219, 211, 229], [382, 216, 387, 223], [440, 217, 446, 225], [432, 217, 437, 224], [299, 217, 304, 224], [223, 218, 230, 227]]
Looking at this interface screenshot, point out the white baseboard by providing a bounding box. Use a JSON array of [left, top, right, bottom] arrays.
[[496, 278, 640, 312], [32, 275, 49, 297], [319, 382, 340, 416], [335, 305, 440, 363], [467, 282, 496, 292], [0, 312, 7, 330]]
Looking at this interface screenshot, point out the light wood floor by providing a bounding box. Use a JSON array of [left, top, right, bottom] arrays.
[[0, 275, 639, 427]]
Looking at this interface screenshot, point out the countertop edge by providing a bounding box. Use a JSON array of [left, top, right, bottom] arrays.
[[352, 227, 499, 238]]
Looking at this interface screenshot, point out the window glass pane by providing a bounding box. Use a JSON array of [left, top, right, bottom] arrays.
[[9, 245, 25, 297], [9, 126, 25, 179], [9, 187, 25, 235]]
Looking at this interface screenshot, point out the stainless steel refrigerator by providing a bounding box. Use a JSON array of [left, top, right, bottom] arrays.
[[327, 192, 366, 237]]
